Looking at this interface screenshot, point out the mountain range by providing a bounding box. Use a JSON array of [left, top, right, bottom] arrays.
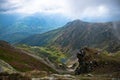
[[0, 18, 120, 78], [0, 14, 70, 43], [18, 20, 120, 53]]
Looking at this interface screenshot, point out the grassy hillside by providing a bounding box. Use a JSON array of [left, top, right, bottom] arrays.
[[18, 28, 64, 46], [18, 20, 120, 53], [0, 40, 56, 72], [94, 51, 120, 74], [17, 44, 68, 64]]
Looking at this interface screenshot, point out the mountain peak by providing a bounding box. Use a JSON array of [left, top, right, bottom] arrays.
[[18, 20, 120, 53]]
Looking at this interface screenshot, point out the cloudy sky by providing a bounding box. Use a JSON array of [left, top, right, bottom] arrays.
[[0, 0, 120, 22]]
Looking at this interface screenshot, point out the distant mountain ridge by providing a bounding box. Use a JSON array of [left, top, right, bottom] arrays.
[[0, 14, 70, 43], [18, 20, 120, 53]]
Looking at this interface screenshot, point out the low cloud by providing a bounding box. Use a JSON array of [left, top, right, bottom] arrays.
[[68, 0, 120, 22], [0, 0, 120, 22], [0, 0, 68, 15]]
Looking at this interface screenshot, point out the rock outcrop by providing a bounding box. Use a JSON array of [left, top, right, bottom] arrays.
[[0, 59, 15, 73], [75, 47, 99, 75]]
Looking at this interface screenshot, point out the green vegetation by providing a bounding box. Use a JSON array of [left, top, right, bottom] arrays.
[[0, 42, 57, 72], [17, 44, 68, 64], [91, 50, 120, 75], [18, 20, 120, 53]]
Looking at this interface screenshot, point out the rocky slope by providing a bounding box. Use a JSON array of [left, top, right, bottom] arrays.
[[0, 59, 15, 73], [18, 20, 120, 53]]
